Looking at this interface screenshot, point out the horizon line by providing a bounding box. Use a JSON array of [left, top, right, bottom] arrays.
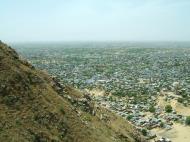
[[7, 40, 190, 44]]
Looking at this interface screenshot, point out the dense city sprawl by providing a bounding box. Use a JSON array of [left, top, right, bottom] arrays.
[[14, 42, 190, 142]]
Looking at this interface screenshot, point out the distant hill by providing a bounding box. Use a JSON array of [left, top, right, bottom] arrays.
[[0, 41, 145, 142]]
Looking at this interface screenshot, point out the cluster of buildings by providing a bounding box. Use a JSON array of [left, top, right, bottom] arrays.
[[15, 42, 190, 141], [16, 43, 190, 106], [92, 94, 185, 141]]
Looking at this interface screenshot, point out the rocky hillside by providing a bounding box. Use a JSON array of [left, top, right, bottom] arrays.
[[0, 41, 145, 142]]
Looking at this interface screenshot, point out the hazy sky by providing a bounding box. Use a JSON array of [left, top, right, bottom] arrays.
[[1, 0, 190, 42]]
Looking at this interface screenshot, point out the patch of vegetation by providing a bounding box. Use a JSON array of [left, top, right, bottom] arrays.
[[165, 105, 172, 113], [160, 122, 165, 128], [82, 114, 92, 122], [57, 120, 68, 140], [112, 91, 125, 97], [141, 129, 147, 136], [59, 106, 65, 115], [127, 115, 133, 120], [177, 97, 183, 103], [185, 116, 190, 125], [149, 106, 155, 113], [182, 94, 188, 98], [15, 118, 22, 125], [3, 95, 19, 106]]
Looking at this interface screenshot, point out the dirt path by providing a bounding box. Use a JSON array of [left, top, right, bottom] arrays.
[[152, 123, 190, 142], [170, 99, 190, 116], [85, 88, 106, 96], [157, 95, 190, 116]]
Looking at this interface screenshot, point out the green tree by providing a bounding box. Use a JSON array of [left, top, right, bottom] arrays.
[[165, 105, 172, 113], [127, 115, 133, 120], [149, 106, 156, 113], [177, 98, 183, 103], [185, 116, 190, 125], [141, 129, 147, 136], [160, 122, 164, 128]]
